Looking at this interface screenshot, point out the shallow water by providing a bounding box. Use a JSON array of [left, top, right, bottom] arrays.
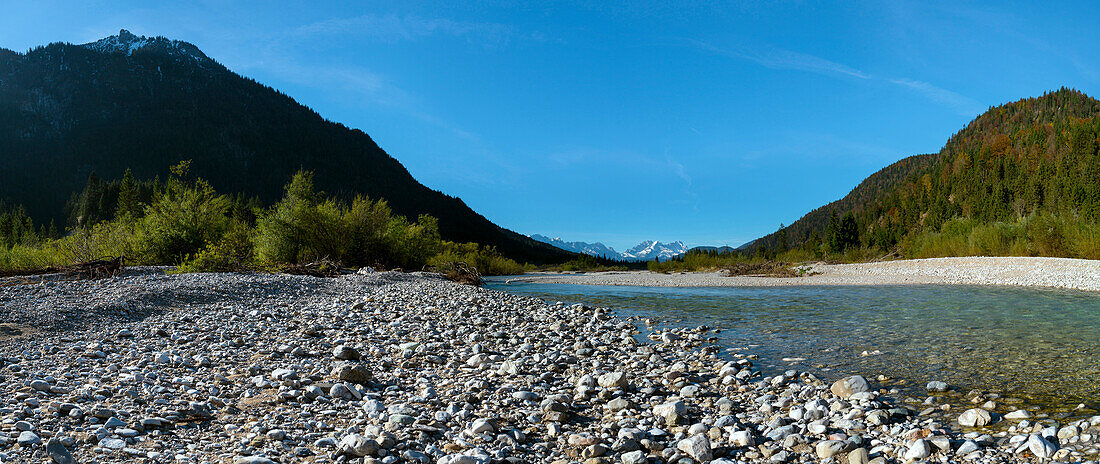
[[485, 280, 1100, 416]]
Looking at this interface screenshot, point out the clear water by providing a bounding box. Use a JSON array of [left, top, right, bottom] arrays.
[[485, 280, 1100, 418]]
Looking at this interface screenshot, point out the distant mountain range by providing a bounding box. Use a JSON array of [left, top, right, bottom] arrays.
[[531, 235, 687, 261], [0, 30, 570, 263]]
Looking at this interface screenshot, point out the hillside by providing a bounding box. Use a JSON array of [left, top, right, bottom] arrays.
[[745, 88, 1100, 256], [0, 30, 569, 263]]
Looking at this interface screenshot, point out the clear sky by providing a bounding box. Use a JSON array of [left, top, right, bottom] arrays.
[[3, 1, 1098, 250]]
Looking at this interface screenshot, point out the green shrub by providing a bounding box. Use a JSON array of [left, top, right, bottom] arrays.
[[132, 177, 231, 264], [428, 242, 524, 276], [177, 221, 255, 273], [254, 170, 443, 269], [1025, 213, 1068, 256]]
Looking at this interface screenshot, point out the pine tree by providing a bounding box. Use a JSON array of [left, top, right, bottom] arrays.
[[117, 168, 139, 218]]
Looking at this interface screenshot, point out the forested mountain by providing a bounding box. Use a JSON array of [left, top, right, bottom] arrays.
[[0, 30, 570, 263], [745, 88, 1100, 256]]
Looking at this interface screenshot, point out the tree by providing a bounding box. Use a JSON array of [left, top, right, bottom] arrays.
[[116, 169, 139, 219]]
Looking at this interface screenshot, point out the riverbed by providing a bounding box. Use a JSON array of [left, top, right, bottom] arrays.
[[486, 279, 1100, 420]]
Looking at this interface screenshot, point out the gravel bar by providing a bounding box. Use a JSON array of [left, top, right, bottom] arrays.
[[506, 257, 1100, 291], [1, 269, 1097, 463]]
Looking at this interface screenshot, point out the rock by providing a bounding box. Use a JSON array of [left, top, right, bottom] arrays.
[[729, 430, 755, 447], [676, 434, 712, 462], [333, 344, 361, 360], [45, 439, 75, 464], [234, 457, 277, 464], [598, 371, 628, 388], [99, 438, 126, 450], [958, 408, 992, 427], [17, 431, 41, 445], [338, 433, 378, 457], [331, 362, 371, 384], [621, 450, 648, 464], [830, 375, 869, 399], [30, 379, 51, 391], [816, 440, 846, 459], [438, 454, 490, 464], [1056, 425, 1079, 442], [583, 444, 609, 458], [926, 381, 949, 392], [653, 400, 687, 425], [606, 397, 633, 412], [468, 418, 495, 435], [1026, 434, 1056, 459], [904, 438, 931, 461], [329, 383, 352, 400], [956, 439, 980, 455], [848, 447, 870, 464], [1004, 409, 1032, 420]]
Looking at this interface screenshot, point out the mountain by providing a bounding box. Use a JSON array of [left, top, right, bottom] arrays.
[[529, 234, 620, 259], [744, 88, 1100, 255], [621, 240, 687, 261], [531, 235, 687, 261], [0, 30, 570, 263]]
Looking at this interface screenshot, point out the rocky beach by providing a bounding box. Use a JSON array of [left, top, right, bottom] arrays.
[[1, 269, 1098, 464]]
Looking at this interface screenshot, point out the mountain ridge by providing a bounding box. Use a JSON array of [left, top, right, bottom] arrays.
[[0, 30, 571, 263], [743, 88, 1100, 257], [530, 235, 686, 261]]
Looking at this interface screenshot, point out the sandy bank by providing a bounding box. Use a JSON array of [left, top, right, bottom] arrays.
[[503, 256, 1100, 291]]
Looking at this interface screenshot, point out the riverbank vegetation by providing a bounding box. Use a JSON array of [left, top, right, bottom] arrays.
[[0, 163, 525, 278]]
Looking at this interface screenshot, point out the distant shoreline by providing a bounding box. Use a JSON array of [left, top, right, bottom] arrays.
[[500, 256, 1100, 292]]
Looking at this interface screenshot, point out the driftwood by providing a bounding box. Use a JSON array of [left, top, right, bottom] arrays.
[[0, 256, 124, 279], [425, 261, 483, 286], [280, 258, 347, 278], [722, 261, 818, 278]]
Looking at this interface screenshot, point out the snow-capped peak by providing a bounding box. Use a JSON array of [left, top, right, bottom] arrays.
[[620, 240, 687, 261], [531, 235, 686, 262], [81, 29, 210, 63]]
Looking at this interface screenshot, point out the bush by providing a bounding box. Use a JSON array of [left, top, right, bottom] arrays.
[[177, 221, 255, 273], [254, 171, 443, 269], [428, 242, 524, 276], [132, 177, 232, 264]]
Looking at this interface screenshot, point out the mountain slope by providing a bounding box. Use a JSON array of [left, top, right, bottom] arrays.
[[745, 88, 1100, 255], [0, 30, 569, 263]]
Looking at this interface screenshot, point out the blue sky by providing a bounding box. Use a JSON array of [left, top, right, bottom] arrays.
[[3, 1, 1099, 250]]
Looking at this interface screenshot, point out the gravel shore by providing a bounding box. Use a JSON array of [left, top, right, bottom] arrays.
[[505, 257, 1100, 291], [1, 269, 1098, 464]]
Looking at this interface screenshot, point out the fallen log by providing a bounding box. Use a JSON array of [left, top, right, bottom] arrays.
[[0, 256, 124, 279]]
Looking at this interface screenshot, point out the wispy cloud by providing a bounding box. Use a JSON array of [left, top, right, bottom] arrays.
[[692, 40, 869, 80], [888, 78, 984, 116], [691, 39, 981, 116], [233, 56, 479, 141], [295, 14, 519, 45]]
